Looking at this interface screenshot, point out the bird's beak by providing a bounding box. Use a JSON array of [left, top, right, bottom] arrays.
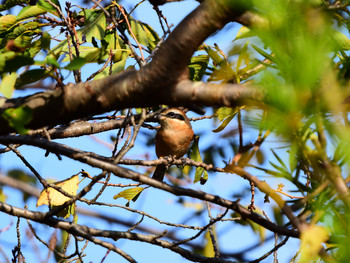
[[154, 113, 161, 123], [155, 113, 165, 123]]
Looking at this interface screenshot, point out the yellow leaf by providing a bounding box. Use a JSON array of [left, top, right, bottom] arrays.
[[36, 175, 79, 207], [203, 230, 216, 257], [113, 187, 144, 201], [0, 188, 6, 202], [299, 225, 328, 263]]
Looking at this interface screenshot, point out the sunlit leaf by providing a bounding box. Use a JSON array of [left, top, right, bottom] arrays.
[[0, 72, 17, 98], [333, 31, 350, 50], [236, 42, 250, 72], [94, 58, 127, 80], [36, 174, 79, 207], [0, 15, 16, 33], [16, 5, 46, 21], [64, 57, 86, 70], [143, 23, 160, 50], [212, 107, 240, 133], [113, 187, 145, 201], [0, 188, 6, 202], [190, 136, 207, 184], [204, 45, 224, 66], [129, 18, 148, 46], [28, 32, 51, 57], [44, 54, 60, 68], [234, 26, 255, 41], [37, 0, 61, 14], [216, 107, 237, 121], [299, 225, 328, 263], [189, 55, 209, 81], [82, 9, 106, 41], [203, 230, 216, 257]]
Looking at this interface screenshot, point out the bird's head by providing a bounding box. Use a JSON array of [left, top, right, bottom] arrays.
[[157, 108, 192, 130]]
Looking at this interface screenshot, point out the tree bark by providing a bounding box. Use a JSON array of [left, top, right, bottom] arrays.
[[0, 0, 256, 134]]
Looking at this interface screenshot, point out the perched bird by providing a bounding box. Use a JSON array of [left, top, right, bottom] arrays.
[[152, 108, 194, 181]]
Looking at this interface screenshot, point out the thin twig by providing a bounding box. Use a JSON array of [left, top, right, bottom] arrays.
[[206, 202, 220, 258], [117, 5, 145, 63], [172, 209, 228, 247]]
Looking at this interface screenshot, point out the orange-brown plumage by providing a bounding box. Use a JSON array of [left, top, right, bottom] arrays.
[[152, 108, 194, 181]]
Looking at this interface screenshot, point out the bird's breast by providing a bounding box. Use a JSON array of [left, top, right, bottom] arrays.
[[155, 127, 194, 158]]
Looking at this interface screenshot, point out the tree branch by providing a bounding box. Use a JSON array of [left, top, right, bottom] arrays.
[[0, 135, 299, 238], [0, 202, 238, 263]]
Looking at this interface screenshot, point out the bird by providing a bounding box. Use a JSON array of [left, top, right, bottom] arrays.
[[152, 108, 194, 181]]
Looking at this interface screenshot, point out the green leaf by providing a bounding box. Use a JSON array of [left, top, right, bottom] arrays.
[[204, 46, 224, 66], [270, 148, 287, 170], [1, 105, 33, 134], [0, 15, 16, 33], [216, 107, 237, 121], [15, 68, 48, 87], [16, 5, 46, 21], [64, 57, 86, 70], [212, 107, 239, 133], [0, 52, 34, 73], [236, 42, 250, 72], [8, 169, 36, 185], [55, 203, 75, 218], [94, 57, 127, 80], [51, 10, 106, 57], [129, 18, 148, 46], [82, 9, 106, 41], [44, 54, 60, 68], [256, 149, 265, 164], [334, 31, 350, 50], [113, 187, 145, 201], [28, 32, 51, 57], [14, 34, 32, 49], [143, 23, 160, 50], [190, 136, 207, 184], [37, 0, 61, 13], [0, 0, 28, 12], [0, 72, 17, 98], [251, 44, 275, 62], [189, 55, 209, 81]]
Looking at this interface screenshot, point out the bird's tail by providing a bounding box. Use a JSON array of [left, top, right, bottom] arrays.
[[152, 164, 166, 181]]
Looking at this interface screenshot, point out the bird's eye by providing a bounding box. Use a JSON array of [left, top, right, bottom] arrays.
[[166, 112, 176, 118], [166, 111, 185, 121]]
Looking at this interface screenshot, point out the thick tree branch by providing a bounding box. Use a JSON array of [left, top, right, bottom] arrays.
[[0, 0, 256, 134]]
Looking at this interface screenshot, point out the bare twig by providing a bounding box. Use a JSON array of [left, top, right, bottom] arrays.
[[206, 202, 220, 258]]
